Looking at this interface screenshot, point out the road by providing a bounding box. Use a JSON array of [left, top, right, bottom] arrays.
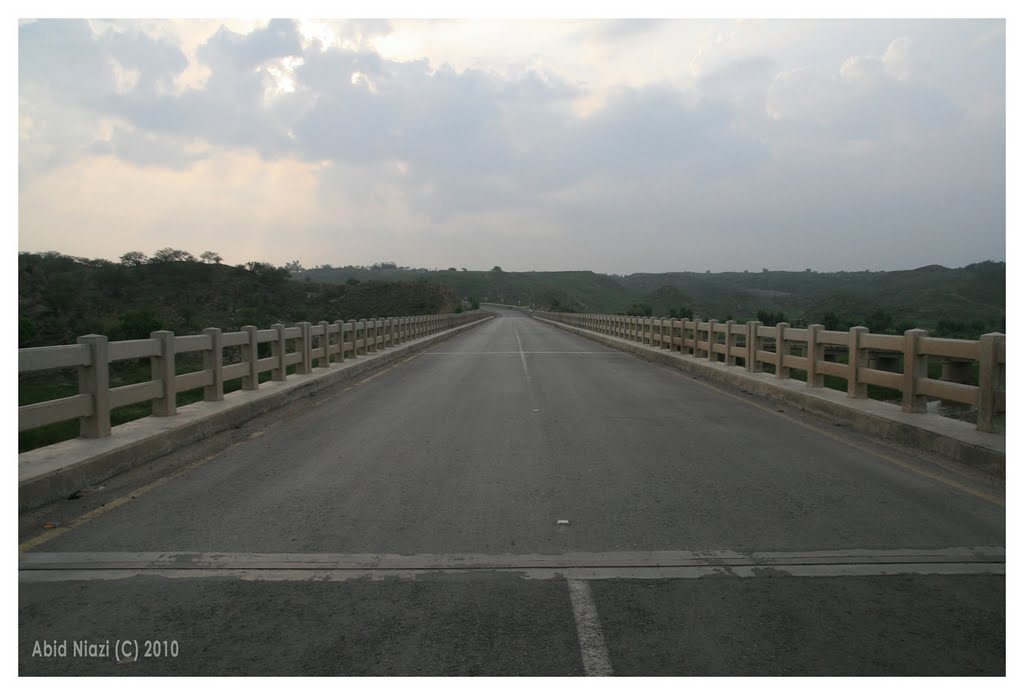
[[19, 305, 1005, 675]]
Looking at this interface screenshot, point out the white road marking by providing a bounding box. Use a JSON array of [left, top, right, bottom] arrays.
[[567, 579, 614, 676], [513, 322, 530, 377]]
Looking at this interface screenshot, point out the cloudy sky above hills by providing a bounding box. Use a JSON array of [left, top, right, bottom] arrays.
[[17, 15, 1006, 273]]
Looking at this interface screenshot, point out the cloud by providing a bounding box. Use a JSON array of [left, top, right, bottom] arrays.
[[88, 125, 209, 170], [196, 19, 303, 72], [19, 19, 117, 99], [106, 28, 189, 93], [18, 19, 1004, 273], [766, 40, 963, 139]]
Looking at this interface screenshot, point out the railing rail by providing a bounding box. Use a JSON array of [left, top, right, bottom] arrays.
[[20, 310, 487, 441], [533, 310, 1005, 433]]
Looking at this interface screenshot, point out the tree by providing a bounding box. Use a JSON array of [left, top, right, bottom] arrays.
[[118, 310, 161, 339], [757, 309, 787, 327], [200, 251, 222, 264], [491, 266, 503, 273], [821, 311, 844, 331], [151, 248, 196, 263], [864, 309, 893, 334], [120, 251, 147, 266], [284, 260, 304, 273]]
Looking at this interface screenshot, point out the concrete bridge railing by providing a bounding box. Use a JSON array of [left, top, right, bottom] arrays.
[[533, 311, 1005, 433], [19, 311, 486, 443]]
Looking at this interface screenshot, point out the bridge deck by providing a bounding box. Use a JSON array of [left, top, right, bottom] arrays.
[[19, 306, 1005, 675]]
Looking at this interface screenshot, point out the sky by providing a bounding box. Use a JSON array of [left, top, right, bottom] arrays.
[[16, 9, 1008, 274]]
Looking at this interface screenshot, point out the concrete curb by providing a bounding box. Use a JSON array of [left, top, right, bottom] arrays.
[[19, 316, 494, 511], [532, 315, 1004, 478]]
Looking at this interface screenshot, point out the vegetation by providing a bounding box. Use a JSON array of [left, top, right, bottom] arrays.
[[19, 251, 461, 348], [294, 261, 1004, 338], [18, 250, 1004, 451], [19, 250, 468, 452]]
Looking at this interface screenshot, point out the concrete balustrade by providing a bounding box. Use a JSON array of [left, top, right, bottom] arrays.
[[19, 311, 484, 442], [533, 310, 1005, 433]]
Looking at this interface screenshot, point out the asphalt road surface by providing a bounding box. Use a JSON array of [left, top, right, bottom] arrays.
[[19, 306, 1005, 676]]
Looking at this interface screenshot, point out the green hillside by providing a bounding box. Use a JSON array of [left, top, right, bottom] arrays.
[[19, 252, 461, 348], [297, 261, 1005, 337]]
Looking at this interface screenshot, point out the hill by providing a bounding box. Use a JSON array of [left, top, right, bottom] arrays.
[[296, 261, 1005, 337], [18, 252, 461, 348]]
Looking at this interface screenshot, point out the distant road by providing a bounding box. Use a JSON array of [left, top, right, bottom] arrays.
[[20, 305, 1004, 675]]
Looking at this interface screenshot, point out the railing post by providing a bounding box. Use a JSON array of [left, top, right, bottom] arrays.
[[747, 321, 761, 372], [707, 320, 717, 362], [902, 329, 928, 413], [150, 330, 177, 415], [334, 320, 346, 362], [297, 321, 312, 374], [385, 317, 393, 347], [806, 324, 824, 388], [77, 334, 110, 437], [848, 326, 868, 398], [725, 320, 736, 365], [271, 323, 287, 381], [203, 327, 224, 401], [775, 322, 790, 379], [977, 332, 1005, 432], [241, 325, 259, 390], [318, 321, 330, 366]]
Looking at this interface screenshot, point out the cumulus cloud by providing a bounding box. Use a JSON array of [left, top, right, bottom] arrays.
[[88, 125, 210, 170], [196, 19, 303, 72], [766, 40, 962, 139], [18, 19, 1005, 272]]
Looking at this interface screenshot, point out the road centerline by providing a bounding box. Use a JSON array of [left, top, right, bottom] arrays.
[[567, 578, 614, 676], [513, 321, 530, 378]]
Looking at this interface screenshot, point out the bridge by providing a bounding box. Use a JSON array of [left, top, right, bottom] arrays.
[[18, 305, 1005, 675]]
